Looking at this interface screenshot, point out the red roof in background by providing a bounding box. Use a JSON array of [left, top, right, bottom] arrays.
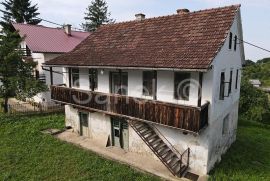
[[12, 23, 90, 53]]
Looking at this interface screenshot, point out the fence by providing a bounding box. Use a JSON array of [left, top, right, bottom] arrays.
[[5, 101, 64, 115]]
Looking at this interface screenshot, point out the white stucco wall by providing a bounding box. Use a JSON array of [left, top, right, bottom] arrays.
[[31, 52, 63, 103], [204, 12, 243, 172]]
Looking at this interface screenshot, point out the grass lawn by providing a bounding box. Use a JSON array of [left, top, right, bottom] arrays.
[[0, 113, 159, 181], [0, 113, 269, 181], [209, 119, 270, 181]]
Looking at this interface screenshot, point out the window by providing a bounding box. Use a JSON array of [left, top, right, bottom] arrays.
[[228, 70, 233, 94], [71, 68, 80, 88], [110, 72, 128, 95], [219, 72, 225, 100], [89, 69, 98, 91], [234, 35, 238, 51], [143, 71, 156, 97], [235, 69, 239, 89], [229, 32, 233, 50], [174, 72, 191, 101], [222, 114, 230, 135]]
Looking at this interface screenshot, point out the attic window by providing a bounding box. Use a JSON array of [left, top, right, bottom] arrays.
[[234, 35, 238, 51], [229, 32, 233, 50]]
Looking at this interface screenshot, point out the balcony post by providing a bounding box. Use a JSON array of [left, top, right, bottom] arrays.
[[197, 72, 203, 107], [50, 67, 53, 85]]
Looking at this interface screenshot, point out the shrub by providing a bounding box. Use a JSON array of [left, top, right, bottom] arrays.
[[240, 78, 270, 123]]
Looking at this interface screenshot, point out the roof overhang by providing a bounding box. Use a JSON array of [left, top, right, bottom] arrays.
[[42, 64, 210, 72]]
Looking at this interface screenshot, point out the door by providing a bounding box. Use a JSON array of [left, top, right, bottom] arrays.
[[79, 112, 89, 137], [112, 118, 129, 150], [110, 72, 128, 95]]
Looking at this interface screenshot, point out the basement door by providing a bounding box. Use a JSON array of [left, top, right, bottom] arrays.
[[79, 112, 89, 137], [111, 118, 129, 150]]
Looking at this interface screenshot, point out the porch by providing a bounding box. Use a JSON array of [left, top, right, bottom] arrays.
[[51, 85, 209, 134]]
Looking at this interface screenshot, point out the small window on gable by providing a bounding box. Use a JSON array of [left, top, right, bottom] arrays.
[[89, 69, 98, 91], [222, 114, 230, 135], [234, 35, 238, 51], [235, 69, 239, 89], [71, 68, 80, 88], [219, 72, 225, 100], [174, 72, 191, 101], [228, 70, 233, 94], [229, 32, 233, 50]]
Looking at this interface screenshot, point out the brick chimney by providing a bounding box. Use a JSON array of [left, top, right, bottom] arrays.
[[135, 13, 146, 21], [64, 24, 72, 36], [177, 9, 190, 15]]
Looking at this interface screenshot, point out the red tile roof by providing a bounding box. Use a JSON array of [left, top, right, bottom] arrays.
[[13, 23, 90, 53], [46, 5, 241, 69]]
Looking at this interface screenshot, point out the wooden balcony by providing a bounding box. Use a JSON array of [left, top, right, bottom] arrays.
[[51, 85, 209, 134]]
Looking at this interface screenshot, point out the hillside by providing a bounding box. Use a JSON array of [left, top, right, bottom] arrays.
[[244, 58, 270, 87]]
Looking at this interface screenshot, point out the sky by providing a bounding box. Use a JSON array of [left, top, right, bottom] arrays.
[[1, 0, 270, 61]]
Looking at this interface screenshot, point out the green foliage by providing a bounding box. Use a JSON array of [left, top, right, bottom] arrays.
[[0, 113, 159, 180], [82, 0, 114, 32], [243, 58, 270, 87], [239, 78, 269, 123], [0, 31, 47, 112], [0, 0, 41, 31]]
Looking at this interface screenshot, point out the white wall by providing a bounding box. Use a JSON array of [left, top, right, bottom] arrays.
[[63, 68, 203, 107], [205, 13, 243, 171], [31, 53, 63, 103]]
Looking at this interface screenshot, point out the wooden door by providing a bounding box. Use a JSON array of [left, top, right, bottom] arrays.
[[79, 112, 89, 137]]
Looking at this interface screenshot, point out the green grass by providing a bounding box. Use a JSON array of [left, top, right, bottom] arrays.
[[209, 119, 270, 181], [0, 113, 159, 181], [0, 113, 269, 181]]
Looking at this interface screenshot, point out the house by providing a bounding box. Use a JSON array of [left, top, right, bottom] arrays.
[[12, 23, 90, 103], [249, 79, 261, 87], [44, 5, 245, 177]]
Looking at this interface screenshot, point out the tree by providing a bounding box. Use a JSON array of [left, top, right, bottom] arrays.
[[0, 0, 41, 31], [0, 30, 47, 113], [82, 0, 114, 32], [239, 78, 269, 122]]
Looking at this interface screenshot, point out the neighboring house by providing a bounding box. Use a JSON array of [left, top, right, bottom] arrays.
[[12, 23, 90, 103], [44, 5, 245, 177], [249, 79, 261, 87]]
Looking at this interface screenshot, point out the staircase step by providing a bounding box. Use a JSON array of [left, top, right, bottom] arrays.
[[146, 134, 158, 142], [164, 152, 176, 162], [154, 142, 166, 152], [141, 129, 152, 136], [159, 147, 171, 157], [138, 126, 149, 133], [150, 138, 162, 146], [134, 123, 145, 130], [168, 157, 180, 167], [172, 163, 181, 175]]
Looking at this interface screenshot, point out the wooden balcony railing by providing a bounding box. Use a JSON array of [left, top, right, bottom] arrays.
[[51, 85, 209, 133]]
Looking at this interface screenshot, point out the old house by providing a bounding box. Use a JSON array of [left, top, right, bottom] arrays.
[[249, 79, 261, 87], [12, 23, 90, 103], [44, 5, 245, 177]]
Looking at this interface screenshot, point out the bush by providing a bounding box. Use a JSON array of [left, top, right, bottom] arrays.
[[240, 78, 270, 123]]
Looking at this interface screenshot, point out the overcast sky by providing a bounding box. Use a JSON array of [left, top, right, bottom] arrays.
[[1, 0, 270, 61]]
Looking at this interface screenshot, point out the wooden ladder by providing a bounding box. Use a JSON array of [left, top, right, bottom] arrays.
[[130, 121, 190, 177]]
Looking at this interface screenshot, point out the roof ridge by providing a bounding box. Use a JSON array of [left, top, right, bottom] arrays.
[[12, 23, 89, 34], [100, 4, 240, 28]]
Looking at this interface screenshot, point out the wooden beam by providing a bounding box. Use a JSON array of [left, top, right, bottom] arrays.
[[68, 68, 72, 88], [197, 72, 203, 107], [50, 67, 53, 85]]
